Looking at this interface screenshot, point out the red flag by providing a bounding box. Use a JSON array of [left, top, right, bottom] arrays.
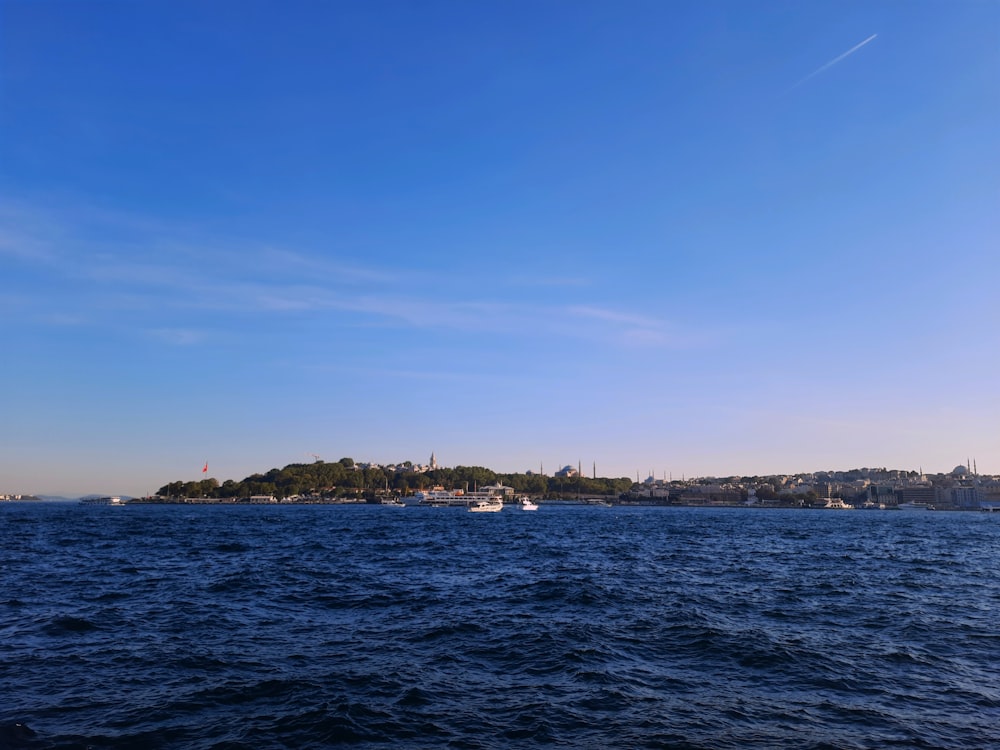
[[202, 462, 208, 474]]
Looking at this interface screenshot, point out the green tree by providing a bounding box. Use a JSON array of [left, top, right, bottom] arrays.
[[199, 478, 220, 497]]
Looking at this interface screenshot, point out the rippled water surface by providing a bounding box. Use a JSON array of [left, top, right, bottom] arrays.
[[3, 503, 999, 749]]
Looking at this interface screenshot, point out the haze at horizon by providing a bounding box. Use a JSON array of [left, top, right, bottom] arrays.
[[2, 1, 997, 497]]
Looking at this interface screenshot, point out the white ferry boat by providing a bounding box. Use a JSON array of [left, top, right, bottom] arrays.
[[820, 498, 854, 510], [80, 496, 127, 506], [413, 487, 507, 508]]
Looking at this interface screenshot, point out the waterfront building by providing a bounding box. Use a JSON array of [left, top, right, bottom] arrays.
[[952, 483, 983, 509], [896, 485, 940, 508]]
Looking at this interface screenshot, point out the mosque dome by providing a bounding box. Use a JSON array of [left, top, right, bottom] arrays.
[[952, 464, 968, 476]]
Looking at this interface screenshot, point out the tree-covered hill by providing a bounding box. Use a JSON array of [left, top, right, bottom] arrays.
[[155, 459, 632, 500]]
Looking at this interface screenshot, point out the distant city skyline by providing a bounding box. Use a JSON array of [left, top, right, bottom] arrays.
[[2, 2, 997, 498], [4, 454, 995, 501]]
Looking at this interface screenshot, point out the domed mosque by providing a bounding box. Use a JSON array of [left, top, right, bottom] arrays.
[[952, 461, 972, 478]]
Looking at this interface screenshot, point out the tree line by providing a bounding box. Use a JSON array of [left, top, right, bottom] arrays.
[[155, 458, 633, 500]]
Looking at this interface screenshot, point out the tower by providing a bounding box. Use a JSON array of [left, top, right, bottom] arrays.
[[430, 452, 438, 470]]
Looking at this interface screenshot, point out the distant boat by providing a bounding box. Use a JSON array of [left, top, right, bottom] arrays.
[[80, 496, 126, 506], [380, 498, 406, 507], [468, 499, 504, 513], [896, 502, 934, 511], [820, 498, 854, 510], [519, 497, 538, 511], [415, 487, 508, 508]]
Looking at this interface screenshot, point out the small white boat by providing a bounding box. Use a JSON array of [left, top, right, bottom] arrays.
[[468, 499, 504, 513], [519, 497, 538, 511], [380, 498, 405, 507], [820, 498, 854, 510]]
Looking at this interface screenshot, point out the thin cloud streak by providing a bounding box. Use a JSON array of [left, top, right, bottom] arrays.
[[148, 328, 209, 346], [301, 361, 540, 387], [0, 196, 407, 290], [2, 197, 709, 350], [237, 246, 402, 285], [788, 33, 878, 92], [507, 275, 591, 289], [567, 305, 664, 329], [562, 304, 690, 349]]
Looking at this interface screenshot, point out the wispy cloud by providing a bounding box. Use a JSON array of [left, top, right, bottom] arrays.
[[788, 33, 878, 92], [564, 305, 681, 348], [306, 362, 496, 383], [567, 305, 663, 328], [148, 328, 209, 346], [507, 274, 591, 289], [1, 195, 709, 351], [38, 312, 88, 326], [0, 205, 62, 264], [250, 246, 401, 285]]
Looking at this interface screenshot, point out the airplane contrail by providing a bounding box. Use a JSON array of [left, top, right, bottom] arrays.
[[788, 33, 878, 92]]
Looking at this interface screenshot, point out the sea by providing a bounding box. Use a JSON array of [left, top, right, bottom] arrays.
[[2, 502, 999, 750]]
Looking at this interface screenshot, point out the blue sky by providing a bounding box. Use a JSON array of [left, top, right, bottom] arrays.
[[2, 1, 997, 496]]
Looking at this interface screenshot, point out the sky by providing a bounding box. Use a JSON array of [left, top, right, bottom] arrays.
[[2, 1, 998, 497]]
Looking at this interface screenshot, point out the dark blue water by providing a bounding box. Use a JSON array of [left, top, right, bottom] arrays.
[[2, 503, 999, 749]]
